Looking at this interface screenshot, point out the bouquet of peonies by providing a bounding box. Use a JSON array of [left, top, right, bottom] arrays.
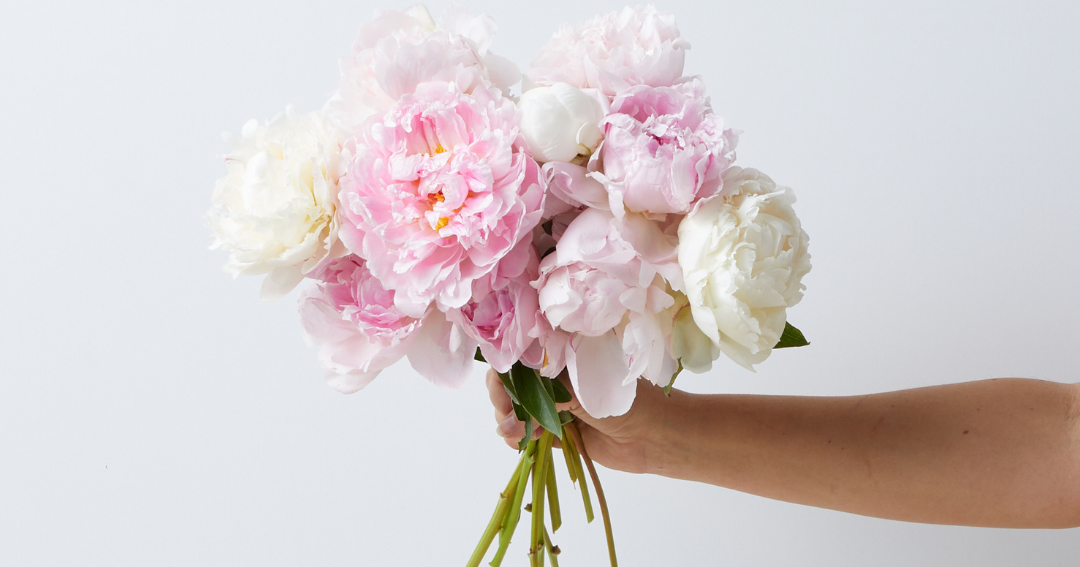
[[208, 4, 811, 565]]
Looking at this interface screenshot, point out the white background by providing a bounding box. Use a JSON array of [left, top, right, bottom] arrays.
[[2, 0, 1079, 565]]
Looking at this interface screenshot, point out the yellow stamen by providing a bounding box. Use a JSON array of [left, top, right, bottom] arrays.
[[436, 217, 449, 230], [433, 144, 447, 154]]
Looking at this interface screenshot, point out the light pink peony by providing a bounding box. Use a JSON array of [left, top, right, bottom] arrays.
[[338, 81, 545, 318], [298, 255, 423, 393], [447, 241, 543, 373], [534, 208, 679, 417], [330, 4, 519, 131], [595, 78, 738, 217], [528, 5, 690, 97], [299, 255, 477, 392], [544, 161, 609, 213]]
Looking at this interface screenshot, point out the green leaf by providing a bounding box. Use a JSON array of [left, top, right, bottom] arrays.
[[511, 400, 527, 423], [774, 322, 810, 349], [503, 375, 529, 445], [499, 372, 519, 405], [540, 372, 557, 402], [664, 359, 684, 397], [511, 363, 563, 439], [474, 348, 487, 363], [558, 410, 575, 425], [552, 380, 572, 404]]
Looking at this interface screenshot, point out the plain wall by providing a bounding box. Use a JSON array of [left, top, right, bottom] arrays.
[[1, 1, 1078, 565]]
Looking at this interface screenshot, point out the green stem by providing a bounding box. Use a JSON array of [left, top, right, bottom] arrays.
[[466, 451, 527, 567], [530, 431, 554, 567], [562, 426, 593, 523], [560, 432, 578, 484], [542, 524, 560, 567], [566, 422, 617, 567], [546, 450, 562, 533], [492, 440, 536, 566]]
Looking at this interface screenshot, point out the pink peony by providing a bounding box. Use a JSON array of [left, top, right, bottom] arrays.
[[338, 81, 545, 317], [447, 241, 544, 373], [330, 4, 519, 131], [528, 5, 690, 97], [298, 255, 423, 393], [544, 161, 610, 213], [299, 255, 477, 392], [534, 208, 679, 417], [595, 78, 738, 217]]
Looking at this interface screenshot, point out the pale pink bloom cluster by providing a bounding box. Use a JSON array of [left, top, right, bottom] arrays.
[[528, 5, 689, 97], [210, 4, 811, 418], [329, 4, 518, 132]]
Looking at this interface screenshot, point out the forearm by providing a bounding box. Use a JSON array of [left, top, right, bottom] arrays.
[[649, 379, 1080, 528]]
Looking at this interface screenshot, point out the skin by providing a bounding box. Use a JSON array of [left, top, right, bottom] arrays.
[[487, 370, 1080, 528]]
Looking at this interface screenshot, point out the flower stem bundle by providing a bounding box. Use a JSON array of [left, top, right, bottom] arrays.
[[467, 368, 616, 567]]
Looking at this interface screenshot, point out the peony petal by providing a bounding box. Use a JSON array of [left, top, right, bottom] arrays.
[[407, 311, 477, 389], [566, 332, 638, 418], [545, 162, 609, 211], [260, 266, 306, 301]]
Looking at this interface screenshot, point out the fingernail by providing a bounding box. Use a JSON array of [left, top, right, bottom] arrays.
[[497, 415, 520, 438]]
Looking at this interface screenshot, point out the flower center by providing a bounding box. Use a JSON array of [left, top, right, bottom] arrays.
[[426, 190, 450, 230]]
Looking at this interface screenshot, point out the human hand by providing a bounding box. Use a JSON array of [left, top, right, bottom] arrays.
[[486, 368, 676, 475]]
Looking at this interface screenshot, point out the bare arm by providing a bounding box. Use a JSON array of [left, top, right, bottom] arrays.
[[489, 373, 1080, 528]]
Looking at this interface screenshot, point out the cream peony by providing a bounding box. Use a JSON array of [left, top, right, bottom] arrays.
[[208, 107, 346, 301], [677, 167, 811, 369]]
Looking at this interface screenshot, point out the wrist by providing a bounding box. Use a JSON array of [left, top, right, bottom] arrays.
[[641, 388, 697, 478]]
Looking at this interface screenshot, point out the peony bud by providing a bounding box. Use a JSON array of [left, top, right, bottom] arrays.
[[519, 83, 605, 163]]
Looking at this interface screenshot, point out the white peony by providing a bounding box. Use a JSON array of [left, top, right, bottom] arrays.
[[677, 167, 811, 369], [208, 107, 346, 301], [518, 83, 606, 163]]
